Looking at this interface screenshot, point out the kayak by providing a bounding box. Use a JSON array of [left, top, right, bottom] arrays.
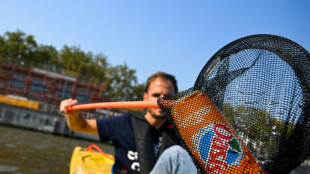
[[70, 144, 115, 174]]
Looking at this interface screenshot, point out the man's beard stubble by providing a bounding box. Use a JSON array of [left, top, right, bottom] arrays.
[[148, 108, 166, 120]]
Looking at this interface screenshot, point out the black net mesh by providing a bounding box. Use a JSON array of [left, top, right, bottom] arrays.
[[158, 34, 310, 174]]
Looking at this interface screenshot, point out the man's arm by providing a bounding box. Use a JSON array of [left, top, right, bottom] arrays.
[[60, 98, 98, 134]]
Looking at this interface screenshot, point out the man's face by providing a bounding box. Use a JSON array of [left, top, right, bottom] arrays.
[[143, 77, 175, 119]]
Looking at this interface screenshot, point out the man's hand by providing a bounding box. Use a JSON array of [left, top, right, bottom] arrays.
[[60, 98, 98, 134], [60, 98, 78, 115]]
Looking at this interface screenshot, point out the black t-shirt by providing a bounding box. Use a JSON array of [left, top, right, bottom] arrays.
[[151, 126, 164, 161], [97, 114, 139, 173], [97, 114, 165, 173]]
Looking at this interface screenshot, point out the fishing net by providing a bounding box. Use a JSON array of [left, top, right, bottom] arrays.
[[158, 34, 310, 173]]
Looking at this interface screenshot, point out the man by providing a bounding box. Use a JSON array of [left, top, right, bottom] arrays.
[[60, 71, 180, 174]]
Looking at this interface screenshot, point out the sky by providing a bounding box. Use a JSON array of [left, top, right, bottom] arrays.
[[0, 0, 309, 91]]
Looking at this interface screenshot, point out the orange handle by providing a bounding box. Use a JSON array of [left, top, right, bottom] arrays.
[[85, 144, 115, 161], [67, 101, 159, 111]]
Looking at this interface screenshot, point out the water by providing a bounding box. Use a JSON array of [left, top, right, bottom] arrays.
[[1, 125, 309, 174], [0, 125, 114, 174]]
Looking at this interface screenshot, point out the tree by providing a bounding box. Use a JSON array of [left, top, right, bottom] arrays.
[[222, 102, 297, 159], [87, 53, 109, 84], [131, 83, 145, 101], [35, 45, 59, 71], [59, 46, 91, 78], [104, 63, 142, 101], [0, 30, 38, 66]]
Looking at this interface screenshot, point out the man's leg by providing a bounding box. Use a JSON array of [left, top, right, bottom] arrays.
[[150, 145, 197, 174]]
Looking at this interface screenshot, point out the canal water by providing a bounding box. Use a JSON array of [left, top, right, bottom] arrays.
[[0, 125, 114, 174]]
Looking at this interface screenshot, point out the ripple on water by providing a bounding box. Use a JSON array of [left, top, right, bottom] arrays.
[[5, 143, 16, 148], [0, 164, 19, 172]]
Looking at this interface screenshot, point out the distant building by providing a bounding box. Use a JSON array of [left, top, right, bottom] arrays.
[[0, 62, 113, 117]]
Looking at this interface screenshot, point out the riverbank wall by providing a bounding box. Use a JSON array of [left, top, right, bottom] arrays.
[[0, 103, 99, 141]]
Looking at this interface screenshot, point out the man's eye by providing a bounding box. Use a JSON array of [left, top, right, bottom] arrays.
[[152, 94, 161, 98]]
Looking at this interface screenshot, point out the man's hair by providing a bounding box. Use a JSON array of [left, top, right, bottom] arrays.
[[144, 71, 178, 93]]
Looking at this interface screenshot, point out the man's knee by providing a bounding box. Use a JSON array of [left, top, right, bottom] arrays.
[[162, 145, 188, 161]]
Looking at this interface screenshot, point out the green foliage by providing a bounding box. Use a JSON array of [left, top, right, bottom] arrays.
[[105, 63, 140, 101], [0, 30, 37, 65], [222, 103, 296, 158], [0, 30, 145, 101]]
